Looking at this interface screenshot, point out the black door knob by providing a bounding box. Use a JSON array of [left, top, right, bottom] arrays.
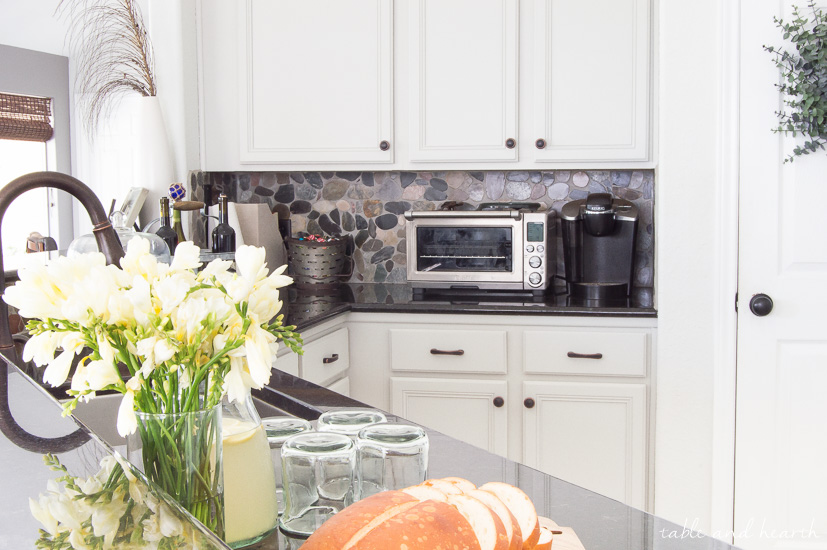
[[493, 396, 504, 408], [749, 293, 773, 317], [524, 398, 535, 409]]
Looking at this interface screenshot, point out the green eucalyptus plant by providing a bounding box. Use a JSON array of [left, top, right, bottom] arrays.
[[764, 1, 827, 162]]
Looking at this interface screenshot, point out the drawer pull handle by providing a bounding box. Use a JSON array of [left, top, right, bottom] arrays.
[[493, 396, 505, 408], [430, 348, 465, 356], [323, 353, 339, 364], [567, 352, 603, 360]]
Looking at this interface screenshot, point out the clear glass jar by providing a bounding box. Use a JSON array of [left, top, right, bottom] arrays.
[[222, 394, 279, 548], [69, 211, 171, 263]]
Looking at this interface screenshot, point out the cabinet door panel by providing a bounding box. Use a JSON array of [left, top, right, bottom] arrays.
[[533, 0, 650, 162], [240, 0, 392, 163], [409, 0, 518, 161], [391, 377, 508, 456], [523, 381, 646, 507]]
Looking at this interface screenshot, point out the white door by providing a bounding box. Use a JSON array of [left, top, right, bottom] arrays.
[[736, 2, 827, 549], [408, 0, 518, 162], [238, 0, 393, 164], [522, 380, 646, 508], [390, 377, 508, 456]]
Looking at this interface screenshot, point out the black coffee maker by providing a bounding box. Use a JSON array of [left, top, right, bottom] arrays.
[[561, 193, 638, 300]]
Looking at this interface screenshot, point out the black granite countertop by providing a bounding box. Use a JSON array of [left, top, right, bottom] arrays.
[[284, 283, 656, 331], [2, 361, 736, 550]]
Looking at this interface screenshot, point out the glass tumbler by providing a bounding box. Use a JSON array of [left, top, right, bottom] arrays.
[[279, 432, 356, 536], [262, 417, 313, 516], [316, 409, 387, 439], [356, 424, 429, 499]]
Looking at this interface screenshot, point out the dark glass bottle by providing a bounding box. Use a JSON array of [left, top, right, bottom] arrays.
[[212, 194, 236, 253], [155, 197, 179, 254]]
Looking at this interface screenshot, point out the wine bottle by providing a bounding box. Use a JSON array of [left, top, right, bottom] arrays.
[[171, 205, 186, 245], [212, 194, 236, 253], [155, 197, 179, 254]]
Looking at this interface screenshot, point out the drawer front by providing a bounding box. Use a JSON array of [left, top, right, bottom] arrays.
[[327, 376, 350, 397], [274, 351, 299, 377], [523, 330, 648, 376], [390, 329, 507, 374], [302, 328, 350, 386]]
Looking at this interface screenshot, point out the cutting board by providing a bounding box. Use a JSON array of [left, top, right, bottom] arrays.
[[539, 517, 586, 550]]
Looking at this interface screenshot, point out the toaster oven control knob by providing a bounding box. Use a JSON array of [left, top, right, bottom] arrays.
[[528, 272, 542, 286], [536, 244, 545, 253], [526, 245, 534, 253], [529, 256, 542, 268]]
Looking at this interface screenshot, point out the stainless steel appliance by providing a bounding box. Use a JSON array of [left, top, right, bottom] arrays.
[[561, 193, 638, 300], [405, 203, 556, 295]]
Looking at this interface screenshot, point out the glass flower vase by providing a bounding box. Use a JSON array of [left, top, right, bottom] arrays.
[[127, 404, 224, 539], [222, 393, 279, 548]]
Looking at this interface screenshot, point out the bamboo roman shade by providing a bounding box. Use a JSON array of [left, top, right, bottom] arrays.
[[0, 92, 54, 142]]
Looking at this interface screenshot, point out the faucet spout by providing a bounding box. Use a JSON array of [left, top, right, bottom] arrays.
[[0, 171, 125, 452]]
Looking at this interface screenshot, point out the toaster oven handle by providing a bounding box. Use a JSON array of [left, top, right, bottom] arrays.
[[404, 210, 522, 220]]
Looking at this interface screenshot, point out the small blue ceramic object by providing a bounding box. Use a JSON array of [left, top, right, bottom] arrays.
[[168, 182, 186, 201]]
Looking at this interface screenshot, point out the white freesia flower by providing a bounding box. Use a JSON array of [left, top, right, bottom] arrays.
[[120, 237, 165, 281], [29, 495, 58, 535], [22, 331, 57, 366], [117, 386, 137, 437], [224, 355, 255, 403], [169, 241, 201, 273], [42, 332, 85, 387], [125, 274, 153, 327], [84, 359, 121, 391], [245, 323, 277, 388], [155, 272, 195, 316], [225, 245, 268, 303], [90, 491, 128, 538]]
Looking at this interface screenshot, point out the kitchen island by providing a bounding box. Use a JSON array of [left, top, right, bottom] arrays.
[[2, 347, 735, 550]]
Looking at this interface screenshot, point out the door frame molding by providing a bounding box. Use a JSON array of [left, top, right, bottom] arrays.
[[710, 0, 741, 541]]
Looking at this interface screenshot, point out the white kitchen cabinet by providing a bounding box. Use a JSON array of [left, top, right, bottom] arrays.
[[407, 0, 519, 162], [198, 0, 653, 170], [390, 376, 508, 456], [347, 311, 655, 509], [272, 320, 350, 392], [234, 0, 393, 165], [522, 380, 647, 508], [531, 0, 651, 162]]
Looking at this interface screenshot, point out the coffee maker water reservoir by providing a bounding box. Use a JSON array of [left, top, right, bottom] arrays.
[[561, 193, 638, 300]]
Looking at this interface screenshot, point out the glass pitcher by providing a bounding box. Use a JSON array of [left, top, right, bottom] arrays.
[[222, 393, 279, 548]]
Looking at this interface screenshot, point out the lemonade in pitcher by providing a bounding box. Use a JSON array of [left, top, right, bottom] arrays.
[[222, 399, 279, 547]]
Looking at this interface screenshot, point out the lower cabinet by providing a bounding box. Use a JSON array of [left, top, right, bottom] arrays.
[[348, 312, 655, 510], [390, 377, 508, 457], [273, 323, 349, 392], [522, 380, 647, 508]]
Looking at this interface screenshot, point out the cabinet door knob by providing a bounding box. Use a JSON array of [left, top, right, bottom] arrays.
[[535, 138, 546, 149], [505, 138, 516, 149], [430, 348, 465, 356], [524, 398, 535, 409], [322, 353, 339, 364], [379, 140, 390, 151], [493, 396, 505, 408], [566, 352, 603, 360]]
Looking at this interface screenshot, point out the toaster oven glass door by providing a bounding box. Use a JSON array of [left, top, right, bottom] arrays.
[[415, 226, 514, 273]]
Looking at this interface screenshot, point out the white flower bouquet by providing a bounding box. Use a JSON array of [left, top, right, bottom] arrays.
[[31, 453, 214, 549], [4, 238, 302, 535]]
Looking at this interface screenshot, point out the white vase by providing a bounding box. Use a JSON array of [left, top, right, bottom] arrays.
[[130, 95, 174, 228]]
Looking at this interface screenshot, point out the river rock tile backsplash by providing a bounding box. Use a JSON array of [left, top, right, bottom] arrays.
[[189, 170, 654, 287]]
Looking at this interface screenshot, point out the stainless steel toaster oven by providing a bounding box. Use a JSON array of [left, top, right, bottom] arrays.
[[404, 205, 556, 294]]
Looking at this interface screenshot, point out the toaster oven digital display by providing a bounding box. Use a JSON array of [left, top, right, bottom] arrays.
[[526, 222, 545, 242]]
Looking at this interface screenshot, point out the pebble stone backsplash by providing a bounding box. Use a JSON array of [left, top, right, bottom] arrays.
[[188, 170, 654, 288]]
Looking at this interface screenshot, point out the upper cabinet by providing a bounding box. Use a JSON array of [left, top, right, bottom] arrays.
[[197, 0, 653, 171], [408, 0, 519, 163], [531, 0, 651, 163], [239, 0, 393, 164]]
